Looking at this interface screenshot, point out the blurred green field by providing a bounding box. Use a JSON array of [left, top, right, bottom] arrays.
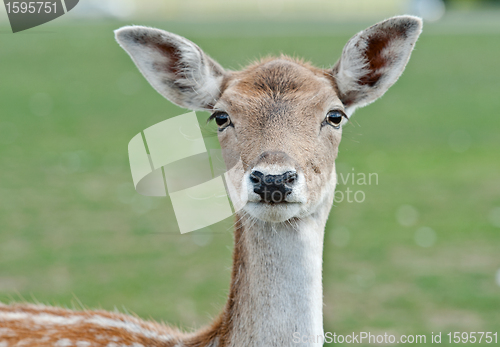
[[0, 16, 499, 345]]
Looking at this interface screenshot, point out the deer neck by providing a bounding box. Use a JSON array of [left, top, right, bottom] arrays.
[[218, 201, 332, 347]]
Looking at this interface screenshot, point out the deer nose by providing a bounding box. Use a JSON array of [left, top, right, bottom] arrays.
[[250, 170, 297, 204]]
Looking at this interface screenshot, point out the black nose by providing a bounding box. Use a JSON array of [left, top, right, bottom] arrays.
[[250, 170, 297, 204]]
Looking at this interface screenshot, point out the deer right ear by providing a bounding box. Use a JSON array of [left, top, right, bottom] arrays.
[[332, 16, 422, 115], [115, 26, 228, 111]]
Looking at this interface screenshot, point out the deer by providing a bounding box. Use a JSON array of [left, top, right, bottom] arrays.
[[0, 15, 422, 347]]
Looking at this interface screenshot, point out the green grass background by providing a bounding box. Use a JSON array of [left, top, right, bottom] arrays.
[[0, 14, 499, 345]]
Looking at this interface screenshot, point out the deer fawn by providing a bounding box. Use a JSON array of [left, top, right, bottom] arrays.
[[0, 16, 422, 347]]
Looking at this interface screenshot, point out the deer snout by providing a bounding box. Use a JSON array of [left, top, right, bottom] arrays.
[[250, 170, 297, 204]]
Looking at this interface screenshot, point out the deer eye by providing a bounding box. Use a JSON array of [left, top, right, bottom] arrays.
[[325, 110, 346, 129], [210, 112, 231, 130]]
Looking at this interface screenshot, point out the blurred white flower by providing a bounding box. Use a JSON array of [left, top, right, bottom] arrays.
[[488, 207, 500, 228], [409, 0, 446, 22], [397, 204, 419, 227], [414, 227, 437, 247]]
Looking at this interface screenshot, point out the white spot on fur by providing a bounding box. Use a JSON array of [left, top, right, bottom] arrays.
[[55, 338, 73, 347], [87, 315, 173, 341], [0, 312, 82, 325], [76, 342, 91, 347], [0, 328, 13, 336]]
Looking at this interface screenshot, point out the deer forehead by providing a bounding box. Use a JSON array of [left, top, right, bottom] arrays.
[[218, 58, 342, 125]]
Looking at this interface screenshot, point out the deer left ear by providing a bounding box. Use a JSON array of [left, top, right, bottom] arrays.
[[332, 16, 423, 115]]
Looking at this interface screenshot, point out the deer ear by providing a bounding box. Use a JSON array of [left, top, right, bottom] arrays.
[[115, 26, 228, 111], [332, 16, 422, 115]]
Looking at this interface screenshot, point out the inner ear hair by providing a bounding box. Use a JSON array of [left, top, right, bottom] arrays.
[[332, 15, 423, 115], [115, 26, 228, 111]]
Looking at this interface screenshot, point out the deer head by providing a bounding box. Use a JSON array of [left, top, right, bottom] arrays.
[[115, 16, 422, 224]]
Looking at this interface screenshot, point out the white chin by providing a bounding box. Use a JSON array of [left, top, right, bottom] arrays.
[[244, 202, 303, 223]]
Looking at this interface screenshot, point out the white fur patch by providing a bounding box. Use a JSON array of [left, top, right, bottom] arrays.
[[86, 315, 173, 341], [227, 211, 330, 347], [55, 338, 73, 347], [0, 312, 82, 325]]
